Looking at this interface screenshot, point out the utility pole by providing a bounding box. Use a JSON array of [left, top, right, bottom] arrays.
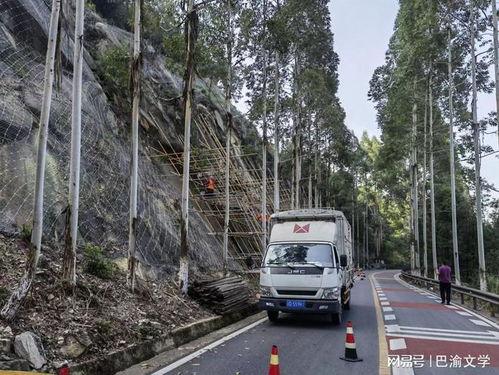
[[223, 0, 233, 270], [128, 0, 142, 292], [448, 23, 461, 285], [63, 0, 85, 286], [1, 0, 61, 321], [429, 67, 438, 280], [470, 3, 487, 291], [492, 0, 499, 147], [179, 0, 197, 294]]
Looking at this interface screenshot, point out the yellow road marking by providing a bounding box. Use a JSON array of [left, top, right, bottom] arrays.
[[370, 271, 390, 375]]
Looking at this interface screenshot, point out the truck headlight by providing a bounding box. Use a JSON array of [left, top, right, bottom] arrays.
[[322, 287, 339, 300], [260, 286, 272, 297]]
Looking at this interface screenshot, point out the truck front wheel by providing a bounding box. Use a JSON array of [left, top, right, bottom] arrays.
[[267, 310, 279, 322]]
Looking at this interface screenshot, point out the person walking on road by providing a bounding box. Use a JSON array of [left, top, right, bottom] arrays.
[[437, 261, 452, 305]]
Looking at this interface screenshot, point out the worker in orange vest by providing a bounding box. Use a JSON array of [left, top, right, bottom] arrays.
[[205, 175, 216, 197], [257, 213, 270, 225]]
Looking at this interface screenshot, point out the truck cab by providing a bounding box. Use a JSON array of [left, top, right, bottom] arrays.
[[258, 209, 353, 324]]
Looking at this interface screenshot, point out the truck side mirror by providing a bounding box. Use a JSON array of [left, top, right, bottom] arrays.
[[340, 254, 348, 268]]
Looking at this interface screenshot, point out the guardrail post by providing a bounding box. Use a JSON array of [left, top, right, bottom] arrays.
[[473, 296, 477, 310], [460, 293, 464, 304]]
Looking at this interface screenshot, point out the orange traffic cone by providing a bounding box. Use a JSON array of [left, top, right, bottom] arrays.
[[340, 321, 363, 362], [268, 345, 280, 375]]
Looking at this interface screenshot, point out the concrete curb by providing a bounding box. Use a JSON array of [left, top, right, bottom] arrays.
[[70, 303, 259, 375]]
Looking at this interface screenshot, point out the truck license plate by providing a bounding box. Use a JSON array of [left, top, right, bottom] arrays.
[[286, 300, 305, 308]]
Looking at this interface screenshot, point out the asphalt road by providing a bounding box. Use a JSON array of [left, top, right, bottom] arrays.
[[122, 270, 499, 375], [151, 273, 379, 375]]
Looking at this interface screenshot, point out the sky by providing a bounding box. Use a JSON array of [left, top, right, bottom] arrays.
[[329, 0, 499, 201]]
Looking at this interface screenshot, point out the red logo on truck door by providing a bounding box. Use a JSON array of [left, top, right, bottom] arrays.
[[293, 224, 310, 233]]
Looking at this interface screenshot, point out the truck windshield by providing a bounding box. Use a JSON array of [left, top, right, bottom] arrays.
[[264, 243, 334, 267]]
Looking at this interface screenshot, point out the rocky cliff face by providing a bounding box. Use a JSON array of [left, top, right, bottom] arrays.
[[0, 0, 257, 278]]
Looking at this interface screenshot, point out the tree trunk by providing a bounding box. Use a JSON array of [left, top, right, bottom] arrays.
[[261, 0, 268, 252], [314, 127, 319, 208], [411, 83, 420, 276], [448, 21, 461, 285], [273, 1, 281, 213], [63, 0, 85, 286], [422, 87, 428, 279], [293, 53, 301, 208], [492, 0, 499, 147], [179, 0, 197, 294], [127, 0, 142, 292], [307, 121, 313, 209], [223, 0, 233, 270], [429, 66, 438, 280], [273, 51, 280, 213], [470, 4, 487, 291], [1, 0, 62, 321]]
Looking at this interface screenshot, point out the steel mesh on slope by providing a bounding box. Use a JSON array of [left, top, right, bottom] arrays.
[[0, 0, 224, 276]]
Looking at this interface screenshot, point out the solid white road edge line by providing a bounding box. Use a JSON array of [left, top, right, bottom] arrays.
[[389, 330, 498, 340], [385, 332, 499, 345], [394, 273, 499, 330], [150, 317, 267, 375], [394, 325, 493, 334]]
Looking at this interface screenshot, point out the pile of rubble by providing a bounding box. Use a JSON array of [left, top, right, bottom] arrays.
[[0, 233, 215, 372], [0, 328, 51, 371]]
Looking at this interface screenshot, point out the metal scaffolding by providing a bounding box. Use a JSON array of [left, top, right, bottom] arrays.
[[150, 111, 292, 268]]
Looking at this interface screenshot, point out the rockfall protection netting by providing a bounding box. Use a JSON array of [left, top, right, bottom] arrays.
[[0, 0, 225, 277]]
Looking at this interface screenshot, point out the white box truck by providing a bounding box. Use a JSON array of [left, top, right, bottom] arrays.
[[259, 209, 354, 324]]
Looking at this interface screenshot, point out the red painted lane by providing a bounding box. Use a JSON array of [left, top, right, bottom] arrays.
[[389, 336, 499, 368], [389, 301, 449, 311]]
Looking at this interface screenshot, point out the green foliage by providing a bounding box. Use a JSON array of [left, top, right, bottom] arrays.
[[133, 324, 156, 339], [20, 223, 32, 241], [86, 1, 97, 13], [96, 319, 112, 335], [84, 244, 116, 280], [97, 46, 130, 103], [0, 286, 9, 305], [368, 0, 498, 283], [162, 33, 186, 73]]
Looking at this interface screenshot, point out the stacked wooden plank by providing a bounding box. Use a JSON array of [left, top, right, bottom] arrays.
[[189, 276, 251, 315]]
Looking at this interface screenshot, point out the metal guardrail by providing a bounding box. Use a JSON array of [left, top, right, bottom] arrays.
[[401, 272, 499, 318]]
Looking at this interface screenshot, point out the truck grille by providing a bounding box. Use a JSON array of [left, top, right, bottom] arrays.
[[276, 289, 318, 296]]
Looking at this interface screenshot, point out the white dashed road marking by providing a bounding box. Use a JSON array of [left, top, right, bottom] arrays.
[[389, 338, 407, 350], [392, 367, 415, 375], [383, 307, 394, 312], [385, 314, 396, 321], [470, 319, 491, 327]]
